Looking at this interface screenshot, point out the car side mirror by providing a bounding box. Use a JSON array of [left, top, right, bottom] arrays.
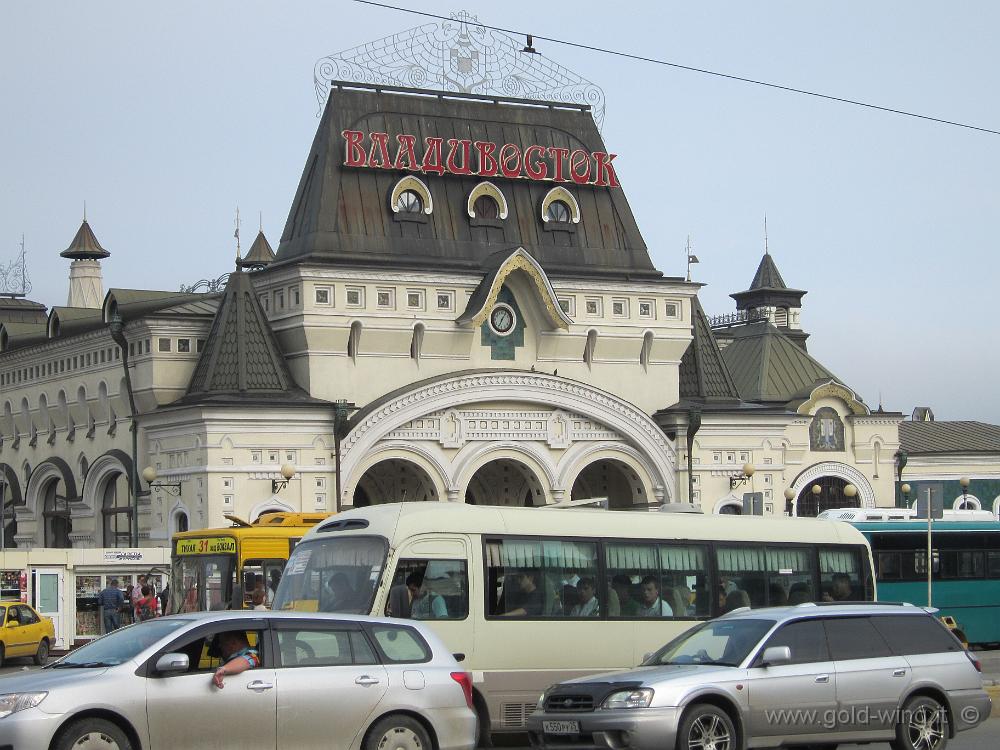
[[155, 652, 190, 674], [761, 646, 791, 667]]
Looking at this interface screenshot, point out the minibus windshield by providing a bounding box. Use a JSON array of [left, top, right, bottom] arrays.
[[272, 536, 387, 614]]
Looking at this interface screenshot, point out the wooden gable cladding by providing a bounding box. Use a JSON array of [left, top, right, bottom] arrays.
[[277, 85, 660, 280]]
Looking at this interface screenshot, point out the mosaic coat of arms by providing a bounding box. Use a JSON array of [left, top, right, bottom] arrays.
[[314, 10, 605, 127]]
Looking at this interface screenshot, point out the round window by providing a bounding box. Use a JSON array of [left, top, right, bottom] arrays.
[[396, 190, 424, 214]]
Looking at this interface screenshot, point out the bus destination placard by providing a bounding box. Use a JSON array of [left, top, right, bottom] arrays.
[[175, 537, 237, 555]]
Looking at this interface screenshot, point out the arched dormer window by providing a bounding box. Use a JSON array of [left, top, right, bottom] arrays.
[[540, 186, 581, 225], [467, 182, 508, 225], [390, 176, 432, 222]]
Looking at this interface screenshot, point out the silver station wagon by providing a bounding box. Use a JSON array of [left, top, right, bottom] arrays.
[[529, 603, 990, 750], [0, 610, 478, 750]]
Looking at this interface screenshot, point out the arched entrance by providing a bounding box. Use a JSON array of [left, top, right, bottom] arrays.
[[41, 478, 72, 548], [794, 476, 858, 517], [465, 459, 544, 506], [353, 459, 439, 506], [570, 459, 645, 509], [100, 472, 131, 547]]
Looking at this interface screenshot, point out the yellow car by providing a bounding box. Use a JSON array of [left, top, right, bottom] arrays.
[[0, 602, 55, 667]]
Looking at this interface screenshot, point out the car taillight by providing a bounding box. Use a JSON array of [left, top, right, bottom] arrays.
[[451, 671, 474, 708], [965, 651, 982, 672]]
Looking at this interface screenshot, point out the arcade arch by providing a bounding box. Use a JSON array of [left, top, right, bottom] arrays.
[[465, 458, 546, 507], [352, 457, 439, 507]]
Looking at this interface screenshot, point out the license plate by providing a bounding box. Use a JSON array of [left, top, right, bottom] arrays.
[[543, 720, 580, 735]]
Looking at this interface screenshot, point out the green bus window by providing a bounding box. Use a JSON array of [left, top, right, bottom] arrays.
[[716, 546, 766, 610], [658, 544, 709, 617], [485, 538, 599, 618]]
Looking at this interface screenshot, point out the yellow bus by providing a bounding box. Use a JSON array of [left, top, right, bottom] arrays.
[[169, 512, 331, 613], [273, 503, 875, 739]]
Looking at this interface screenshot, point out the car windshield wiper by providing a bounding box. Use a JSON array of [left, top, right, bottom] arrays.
[[50, 660, 117, 668]]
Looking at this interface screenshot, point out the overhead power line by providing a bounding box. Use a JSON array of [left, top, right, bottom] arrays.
[[353, 0, 1000, 137]]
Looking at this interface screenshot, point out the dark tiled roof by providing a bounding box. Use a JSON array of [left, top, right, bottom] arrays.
[[0, 321, 47, 352], [60, 220, 110, 259], [49, 306, 103, 338], [0, 297, 47, 325], [900, 421, 1000, 454], [720, 322, 838, 403], [182, 267, 319, 405], [275, 85, 659, 280], [749, 253, 786, 290], [678, 297, 741, 402], [239, 231, 276, 269]]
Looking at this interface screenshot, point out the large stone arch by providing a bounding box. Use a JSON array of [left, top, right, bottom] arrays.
[[0, 462, 23, 507], [25, 457, 78, 518], [82, 449, 133, 546], [81, 450, 132, 514], [556, 442, 660, 507], [788, 461, 876, 512], [453, 442, 555, 505], [339, 371, 676, 508], [346, 443, 450, 507]]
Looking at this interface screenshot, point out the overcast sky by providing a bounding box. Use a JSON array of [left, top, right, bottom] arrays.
[[2, 2, 997, 422]]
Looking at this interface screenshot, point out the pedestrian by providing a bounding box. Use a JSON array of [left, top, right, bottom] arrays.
[[136, 585, 159, 621], [158, 583, 170, 616], [122, 584, 135, 625], [131, 575, 147, 620], [97, 578, 125, 633]]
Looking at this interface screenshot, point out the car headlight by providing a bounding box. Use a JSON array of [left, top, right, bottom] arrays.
[[536, 690, 550, 710], [602, 688, 654, 709], [0, 692, 47, 719]]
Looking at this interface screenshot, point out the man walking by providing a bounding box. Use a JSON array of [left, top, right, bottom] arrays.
[[98, 578, 125, 633]]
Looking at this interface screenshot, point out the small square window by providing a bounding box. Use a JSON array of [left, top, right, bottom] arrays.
[[376, 288, 395, 308], [406, 290, 425, 310], [315, 287, 332, 305], [558, 297, 576, 316], [268, 451, 279, 463], [726, 453, 735, 463], [222, 477, 233, 489], [638, 299, 654, 318], [611, 298, 628, 317], [315, 494, 327, 509], [739, 452, 749, 462], [346, 287, 364, 307], [285, 451, 296, 462], [158, 338, 172, 352], [763, 475, 772, 485], [223, 494, 234, 507], [290, 286, 300, 306], [585, 298, 601, 316], [314, 457, 327, 466], [665, 301, 680, 319], [222, 457, 234, 465], [178, 339, 191, 353], [315, 477, 326, 489], [436, 291, 454, 311], [251, 451, 262, 464]]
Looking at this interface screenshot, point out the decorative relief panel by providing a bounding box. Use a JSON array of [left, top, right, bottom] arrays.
[[385, 407, 618, 450]]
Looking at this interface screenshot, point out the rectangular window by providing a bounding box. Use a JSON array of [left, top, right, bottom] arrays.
[[876, 551, 901, 580], [285, 451, 296, 463], [988, 551, 1000, 578], [435, 290, 454, 311], [315, 287, 332, 305], [406, 290, 425, 310], [604, 542, 700, 619], [611, 298, 628, 317], [585, 298, 601, 316], [177, 338, 191, 353], [716, 546, 767, 609], [251, 451, 262, 464], [638, 299, 654, 318], [268, 451, 279, 463], [346, 287, 364, 307], [823, 617, 893, 660], [222, 477, 233, 490], [376, 288, 394, 308], [819, 548, 863, 600], [558, 297, 576, 316], [275, 291, 285, 310], [314, 494, 326, 509], [485, 538, 599, 619], [384, 559, 469, 620], [290, 286, 300, 306], [665, 301, 680, 318], [259, 293, 269, 312], [145, 340, 151, 354], [222, 494, 233, 506], [158, 338, 172, 352], [759, 619, 830, 665], [940, 550, 985, 579], [765, 547, 815, 605]]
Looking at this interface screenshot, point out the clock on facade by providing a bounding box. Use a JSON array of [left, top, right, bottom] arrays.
[[488, 303, 516, 336]]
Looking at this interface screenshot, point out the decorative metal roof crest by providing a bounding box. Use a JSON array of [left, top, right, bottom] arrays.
[[315, 9, 605, 127], [0, 236, 31, 298]]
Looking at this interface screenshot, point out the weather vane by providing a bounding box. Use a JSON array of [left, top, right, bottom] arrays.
[[314, 9, 606, 127], [0, 235, 31, 298]]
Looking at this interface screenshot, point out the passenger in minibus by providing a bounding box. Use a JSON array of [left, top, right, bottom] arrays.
[[502, 569, 544, 616], [637, 576, 672, 617], [407, 571, 448, 619], [568, 577, 599, 617]]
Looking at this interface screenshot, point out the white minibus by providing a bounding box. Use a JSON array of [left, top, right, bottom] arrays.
[[272, 503, 874, 740]]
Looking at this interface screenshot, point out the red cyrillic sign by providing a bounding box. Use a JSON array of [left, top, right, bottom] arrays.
[[342, 130, 619, 187]]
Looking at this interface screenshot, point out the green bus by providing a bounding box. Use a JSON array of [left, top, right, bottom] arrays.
[[851, 519, 1000, 645]]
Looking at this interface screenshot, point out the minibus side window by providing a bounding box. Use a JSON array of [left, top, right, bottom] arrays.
[[485, 538, 599, 618], [383, 559, 469, 620]]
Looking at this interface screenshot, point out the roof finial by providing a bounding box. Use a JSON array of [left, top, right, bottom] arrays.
[[764, 213, 769, 256], [83, 201, 87, 223], [259, 210, 262, 233], [685, 235, 700, 282], [234, 206, 242, 266]]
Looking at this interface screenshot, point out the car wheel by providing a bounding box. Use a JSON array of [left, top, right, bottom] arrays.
[[34, 639, 49, 666], [55, 718, 132, 750], [678, 704, 736, 750], [893, 695, 948, 750], [366, 714, 432, 750]]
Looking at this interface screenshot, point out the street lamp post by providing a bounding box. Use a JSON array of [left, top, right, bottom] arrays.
[[959, 476, 971, 509], [783, 487, 795, 517], [109, 313, 140, 548]]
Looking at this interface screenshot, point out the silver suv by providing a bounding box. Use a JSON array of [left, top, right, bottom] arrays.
[[528, 603, 990, 750]]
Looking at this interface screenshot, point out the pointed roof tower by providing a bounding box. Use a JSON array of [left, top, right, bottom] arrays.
[[238, 230, 276, 271], [60, 220, 110, 260], [181, 265, 317, 405], [730, 252, 805, 312]]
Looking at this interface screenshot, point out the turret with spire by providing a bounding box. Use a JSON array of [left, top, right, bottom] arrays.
[[60, 211, 110, 309]]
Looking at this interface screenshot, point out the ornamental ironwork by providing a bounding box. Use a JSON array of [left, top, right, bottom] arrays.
[[315, 9, 606, 127], [708, 309, 769, 329], [179, 273, 230, 293], [0, 237, 31, 298]]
